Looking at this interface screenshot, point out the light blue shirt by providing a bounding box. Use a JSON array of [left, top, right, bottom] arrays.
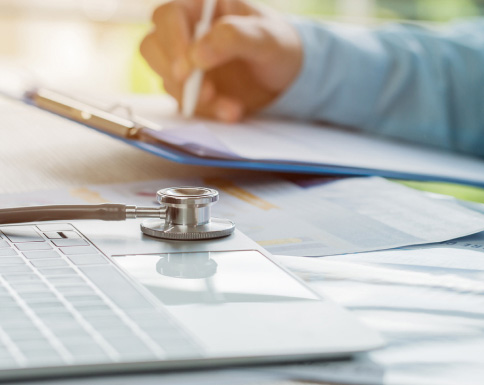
[[266, 18, 484, 157]]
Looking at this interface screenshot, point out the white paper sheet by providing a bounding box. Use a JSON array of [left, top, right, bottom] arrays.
[[120, 95, 484, 186], [274, 232, 484, 385]]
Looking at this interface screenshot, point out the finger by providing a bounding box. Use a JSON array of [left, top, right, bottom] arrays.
[[151, 1, 193, 81], [191, 16, 270, 70], [199, 78, 217, 104], [218, 0, 263, 17], [140, 33, 172, 79], [164, 77, 215, 109], [175, 0, 260, 22], [163, 78, 183, 102], [196, 94, 245, 123]]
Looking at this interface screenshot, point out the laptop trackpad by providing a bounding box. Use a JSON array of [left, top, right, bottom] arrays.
[[112, 250, 374, 358]]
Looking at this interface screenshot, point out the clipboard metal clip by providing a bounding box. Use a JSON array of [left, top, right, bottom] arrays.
[[26, 88, 159, 139]]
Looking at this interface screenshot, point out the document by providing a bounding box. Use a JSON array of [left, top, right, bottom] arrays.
[[123, 94, 484, 186], [274, 232, 484, 385], [3, 176, 484, 257]]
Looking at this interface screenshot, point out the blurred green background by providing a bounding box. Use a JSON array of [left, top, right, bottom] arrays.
[[268, 0, 484, 20], [2, 0, 482, 95]]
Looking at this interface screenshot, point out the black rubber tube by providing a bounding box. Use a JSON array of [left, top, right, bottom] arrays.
[[0, 204, 127, 224]]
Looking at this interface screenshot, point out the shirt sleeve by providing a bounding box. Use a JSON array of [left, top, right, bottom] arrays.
[[264, 17, 484, 157]]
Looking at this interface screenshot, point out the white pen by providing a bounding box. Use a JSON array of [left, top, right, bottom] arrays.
[[182, 0, 217, 119]]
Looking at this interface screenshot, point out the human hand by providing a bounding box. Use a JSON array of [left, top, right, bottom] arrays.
[[140, 0, 302, 122]]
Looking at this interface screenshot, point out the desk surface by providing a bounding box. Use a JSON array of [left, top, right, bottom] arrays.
[[0, 109, 266, 195]]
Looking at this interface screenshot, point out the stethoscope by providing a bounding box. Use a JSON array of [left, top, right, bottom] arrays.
[[0, 187, 235, 241]]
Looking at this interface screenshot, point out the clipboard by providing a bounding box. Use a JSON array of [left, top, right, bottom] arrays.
[[27, 88, 484, 188]]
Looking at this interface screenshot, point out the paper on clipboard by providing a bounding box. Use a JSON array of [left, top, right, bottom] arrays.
[[121, 95, 484, 187]]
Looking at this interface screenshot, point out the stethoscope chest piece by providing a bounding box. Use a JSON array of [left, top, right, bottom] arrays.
[[140, 187, 235, 241]]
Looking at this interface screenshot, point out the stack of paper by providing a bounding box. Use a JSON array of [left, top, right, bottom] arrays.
[[275, 232, 484, 385]]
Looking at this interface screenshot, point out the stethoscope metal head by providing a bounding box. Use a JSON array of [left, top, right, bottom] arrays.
[[0, 186, 235, 241], [141, 187, 235, 241]]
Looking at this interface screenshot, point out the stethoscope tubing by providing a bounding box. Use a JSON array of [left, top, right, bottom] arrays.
[[0, 204, 128, 225]]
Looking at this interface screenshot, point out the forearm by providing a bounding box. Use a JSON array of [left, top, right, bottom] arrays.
[[266, 18, 484, 157]]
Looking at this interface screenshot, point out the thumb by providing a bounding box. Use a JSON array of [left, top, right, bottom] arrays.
[[191, 16, 270, 70]]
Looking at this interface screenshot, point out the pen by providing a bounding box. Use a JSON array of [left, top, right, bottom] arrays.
[[182, 0, 217, 119]]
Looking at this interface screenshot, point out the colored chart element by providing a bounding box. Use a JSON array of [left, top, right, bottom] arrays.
[[398, 180, 484, 203], [204, 178, 279, 211], [69, 187, 109, 204], [257, 238, 304, 247]]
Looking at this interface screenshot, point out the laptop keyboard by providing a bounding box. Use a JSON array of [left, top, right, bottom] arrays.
[[0, 224, 201, 370]]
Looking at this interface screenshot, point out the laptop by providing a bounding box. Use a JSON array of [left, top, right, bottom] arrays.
[[0, 219, 383, 382]]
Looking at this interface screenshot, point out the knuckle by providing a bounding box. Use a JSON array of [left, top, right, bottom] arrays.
[[163, 80, 179, 96], [216, 17, 242, 43], [152, 1, 179, 24]]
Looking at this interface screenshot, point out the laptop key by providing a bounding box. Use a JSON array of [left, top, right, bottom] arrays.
[[30, 259, 69, 268], [20, 292, 58, 301], [47, 276, 85, 285], [81, 315, 125, 329], [60, 246, 99, 255], [0, 358, 19, 369], [73, 303, 112, 312], [105, 338, 154, 357], [95, 325, 134, 337], [59, 231, 81, 239], [29, 301, 65, 311], [0, 257, 25, 265], [0, 308, 26, 322], [23, 250, 61, 259], [0, 249, 18, 257], [65, 343, 108, 357], [3, 273, 40, 282], [1, 313, 36, 326], [79, 266, 153, 310], [9, 282, 49, 292], [7, 328, 46, 341], [37, 268, 76, 276], [52, 239, 88, 247], [1, 227, 44, 243], [39, 312, 76, 325], [16, 242, 52, 251], [63, 293, 102, 303], [0, 297, 16, 306], [44, 232, 63, 239], [24, 353, 64, 366], [68, 254, 109, 266], [55, 284, 94, 295], [0, 265, 32, 274], [15, 338, 53, 351]]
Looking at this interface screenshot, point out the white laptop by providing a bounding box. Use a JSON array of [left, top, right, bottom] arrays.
[[0, 219, 383, 382]]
